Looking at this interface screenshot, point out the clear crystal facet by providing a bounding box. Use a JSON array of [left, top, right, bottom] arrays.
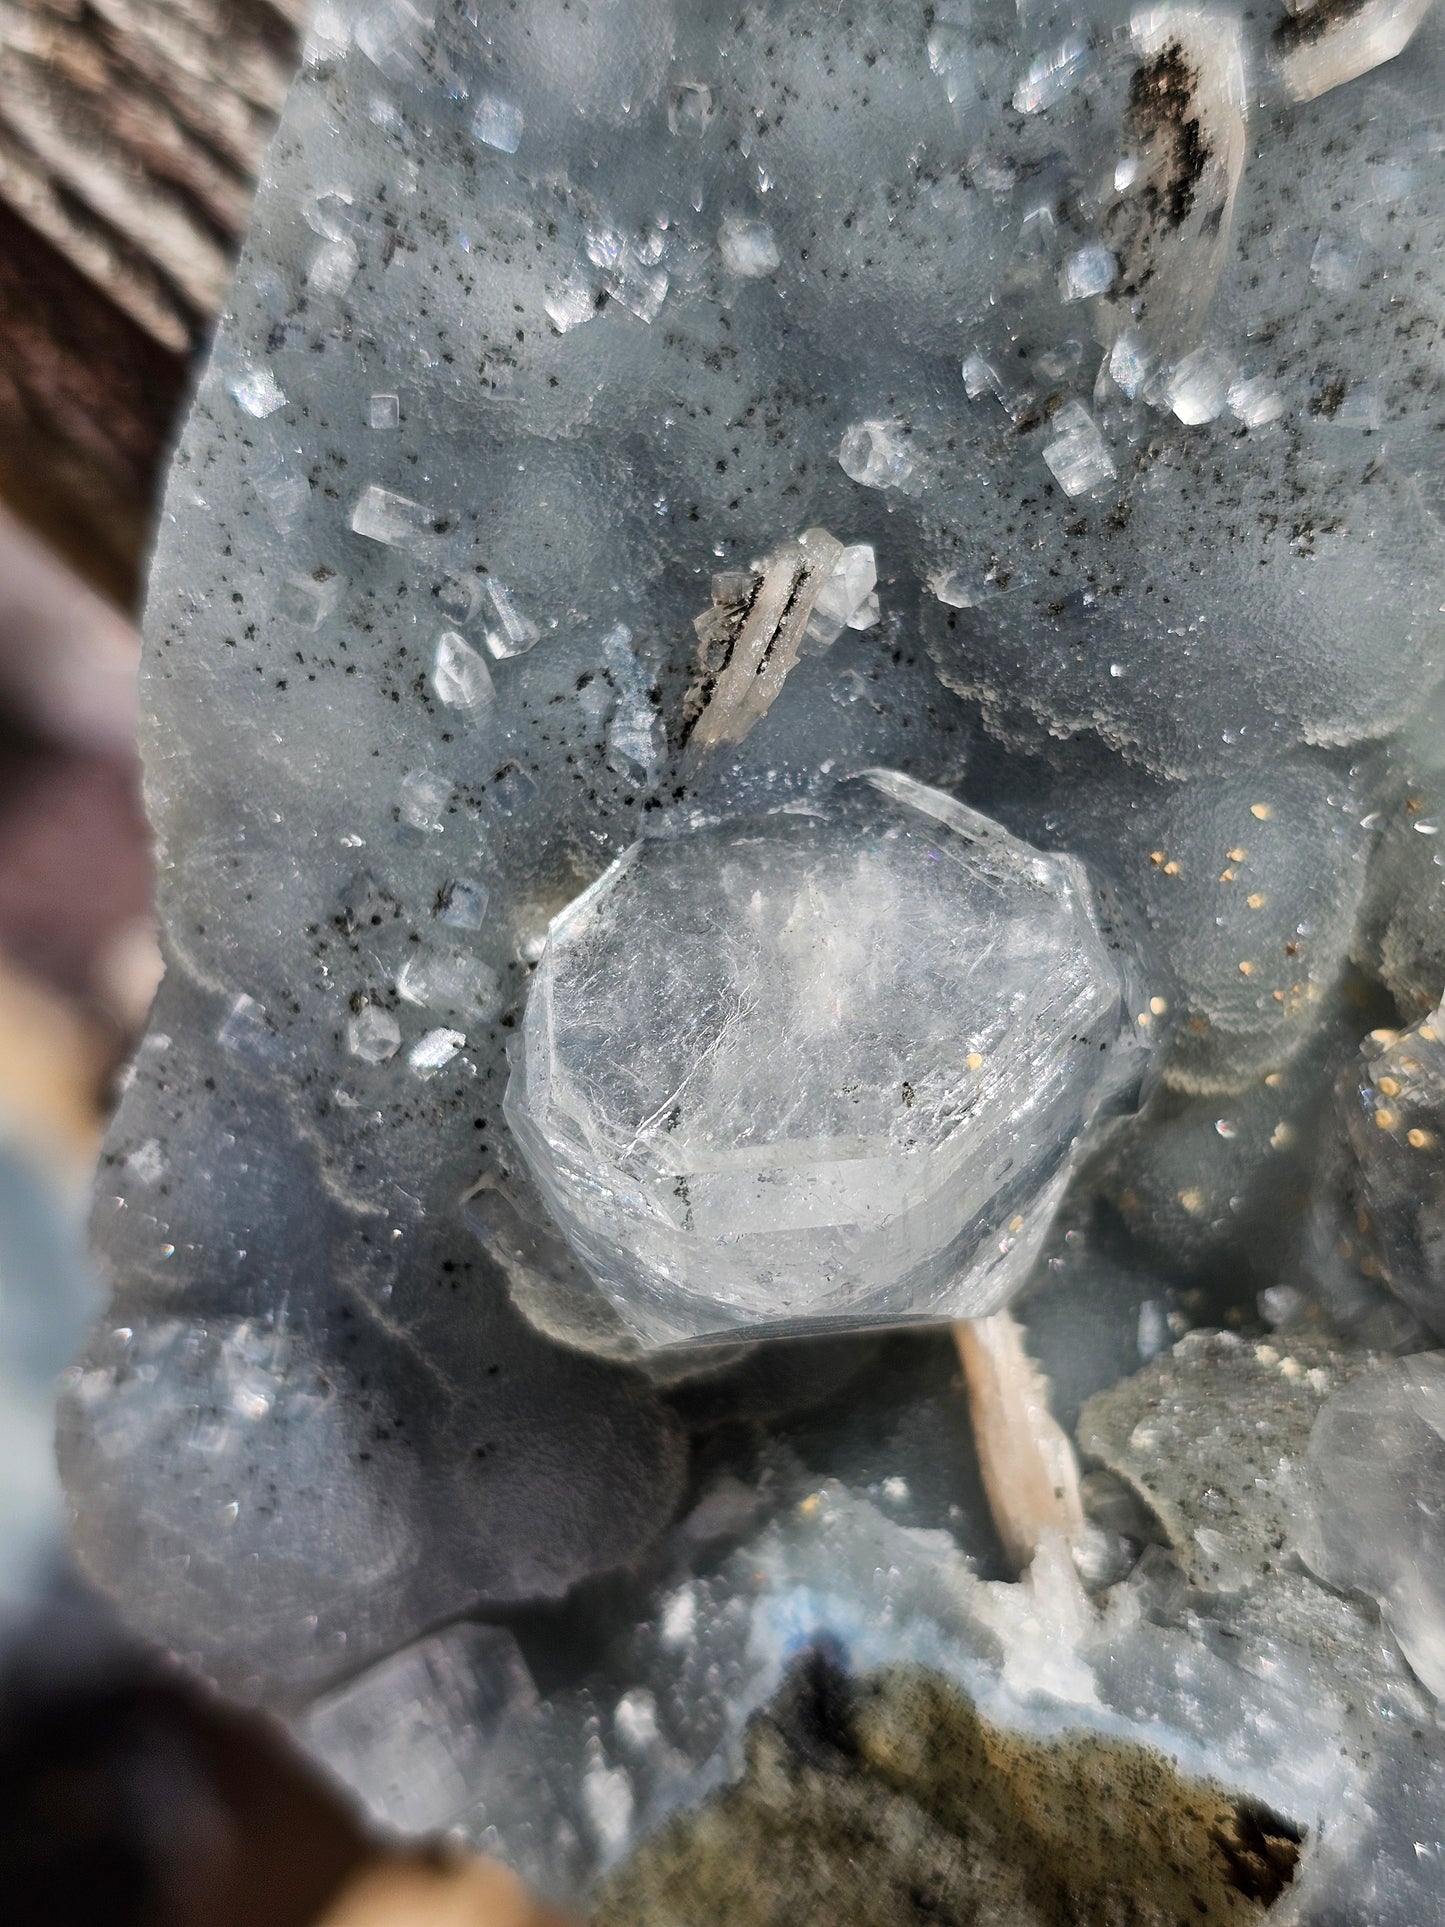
[[301, 1623, 537, 1833], [348, 1003, 402, 1064], [838, 419, 914, 490], [1042, 401, 1115, 497], [472, 92, 525, 153], [351, 485, 435, 548], [1300, 1355, 1445, 1699], [718, 215, 780, 277], [505, 772, 1143, 1347], [431, 631, 496, 717]]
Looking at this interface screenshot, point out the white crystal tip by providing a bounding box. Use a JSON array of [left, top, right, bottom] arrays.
[[504, 772, 1145, 1350]]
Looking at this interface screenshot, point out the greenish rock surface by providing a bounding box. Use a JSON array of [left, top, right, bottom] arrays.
[[593, 1652, 1301, 1926]]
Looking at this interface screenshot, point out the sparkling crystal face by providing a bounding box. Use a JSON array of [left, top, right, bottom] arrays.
[[506, 772, 1143, 1346]]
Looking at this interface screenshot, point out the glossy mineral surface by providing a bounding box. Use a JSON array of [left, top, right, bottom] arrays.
[[507, 772, 1141, 1345], [54, 0, 1445, 1914]]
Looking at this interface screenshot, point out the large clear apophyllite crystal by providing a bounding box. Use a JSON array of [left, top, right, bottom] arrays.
[[505, 771, 1143, 1346]]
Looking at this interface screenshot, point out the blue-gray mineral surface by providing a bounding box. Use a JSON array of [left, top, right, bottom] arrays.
[[53, 0, 1445, 1915]]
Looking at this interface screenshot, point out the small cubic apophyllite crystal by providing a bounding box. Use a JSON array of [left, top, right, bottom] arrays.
[[505, 771, 1146, 1348]]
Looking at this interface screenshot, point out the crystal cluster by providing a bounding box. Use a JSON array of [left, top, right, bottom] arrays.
[[49, 0, 1445, 1915], [506, 772, 1142, 1345]]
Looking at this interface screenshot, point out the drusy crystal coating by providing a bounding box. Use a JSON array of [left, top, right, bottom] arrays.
[[52, 0, 1445, 1912]]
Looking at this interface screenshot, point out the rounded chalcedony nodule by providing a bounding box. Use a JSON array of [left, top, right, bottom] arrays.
[[505, 770, 1146, 1348]]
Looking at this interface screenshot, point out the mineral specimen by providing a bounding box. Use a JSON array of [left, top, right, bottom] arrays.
[[288, 1314, 1445, 1916], [505, 772, 1143, 1346], [1299, 1354, 1445, 1700], [1273, 0, 1437, 103], [592, 1657, 1303, 1927], [680, 528, 878, 766], [300, 1621, 537, 1834], [48, 0, 1445, 1913]]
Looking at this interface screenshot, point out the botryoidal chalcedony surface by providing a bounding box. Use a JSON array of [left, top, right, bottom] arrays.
[[54, 0, 1445, 1916]]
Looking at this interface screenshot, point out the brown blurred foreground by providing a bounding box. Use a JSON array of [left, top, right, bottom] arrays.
[[0, 502, 154, 1174], [0, 1591, 571, 1927], [0, 0, 301, 605], [321, 1858, 572, 1927]]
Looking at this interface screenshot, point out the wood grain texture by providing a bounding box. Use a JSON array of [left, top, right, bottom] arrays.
[[0, 0, 298, 345], [0, 0, 300, 602]]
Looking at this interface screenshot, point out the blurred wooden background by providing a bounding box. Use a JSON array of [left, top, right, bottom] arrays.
[[0, 0, 301, 604], [0, 0, 308, 1138]]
